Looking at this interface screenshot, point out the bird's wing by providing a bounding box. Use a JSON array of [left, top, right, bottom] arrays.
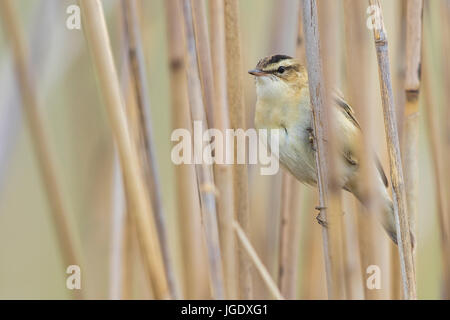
[[334, 90, 361, 129], [333, 91, 389, 188]]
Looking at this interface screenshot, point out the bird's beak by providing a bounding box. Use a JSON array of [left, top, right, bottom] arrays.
[[248, 69, 267, 76]]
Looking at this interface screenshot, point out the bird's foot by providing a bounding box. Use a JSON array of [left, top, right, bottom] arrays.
[[307, 127, 316, 152], [315, 206, 328, 228]]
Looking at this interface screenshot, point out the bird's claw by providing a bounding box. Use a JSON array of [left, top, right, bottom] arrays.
[[306, 127, 316, 148], [315, 206, 328, 228]]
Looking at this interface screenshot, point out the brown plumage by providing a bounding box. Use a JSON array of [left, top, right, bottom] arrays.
[[250, 54, 414, 247]]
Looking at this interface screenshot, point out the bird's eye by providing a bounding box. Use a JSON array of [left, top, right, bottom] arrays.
[[277, 66, 286, 74]]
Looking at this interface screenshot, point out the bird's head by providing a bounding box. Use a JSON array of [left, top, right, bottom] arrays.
[[248, 54, 306, 101]]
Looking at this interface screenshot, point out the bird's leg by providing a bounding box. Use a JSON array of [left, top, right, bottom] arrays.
[[306, 127, 316, 152], [315, 206, 328, 228]]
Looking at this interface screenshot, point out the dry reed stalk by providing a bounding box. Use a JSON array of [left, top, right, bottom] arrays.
[[403, 0, 423, 263], [440, 0, 450, 253], [121, 205, 134, 299], [300, 192, 327, 299], [121, 0, 179, 299], [395, 0, 408, 140], [391, 0, 408, 301], [208, 0, 237, 299], [277, 173, 301, 299], [113, 10, 139, 299], [233, 221, 284, 300], [422, 45, 450, 299], [368, 0, 416, 300], [78, 0, 169, 299], [302, 0, 347, 299], [319, 0, 348, 300], [296, 6, 325, 301], [190, 0, 215, 127], [224, 0, 252, 299], [277, 4, 304, 299], [0, 0, 83, 300], [109, 155, 126, 299], [181, 0, 225, 299], [165, 0, 208, 299], [343, 0, 385, 300]]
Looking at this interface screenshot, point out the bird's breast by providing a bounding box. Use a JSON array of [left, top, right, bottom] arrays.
[[255, 97, 318, 185]]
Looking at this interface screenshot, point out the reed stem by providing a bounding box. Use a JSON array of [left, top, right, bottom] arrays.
[[181, 0, 225, 299], [224, 0, 252, 299], [403, 0, 423, 262], [121, 0, 180, 299], [368, 0, 416, 300], [164, 0, 208, 299], [302, 0, 347, 300], [422, 43, 450, 299], [79, 0, 169, 299], [233, 221, 284, 300], [207, 0, 237, 299]]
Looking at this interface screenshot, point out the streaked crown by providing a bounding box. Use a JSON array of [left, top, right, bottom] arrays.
[[255, 54, 301, 74]]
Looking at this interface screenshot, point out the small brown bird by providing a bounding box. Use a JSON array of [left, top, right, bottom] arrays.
[[249, 54, 412, 246]]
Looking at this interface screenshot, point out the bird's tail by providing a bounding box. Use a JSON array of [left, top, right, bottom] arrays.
[[352, 181, 415, 250], [379, 196, 415, 251]]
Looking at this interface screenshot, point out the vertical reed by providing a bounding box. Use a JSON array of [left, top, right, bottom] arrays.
[[164, 0, 208, 299], [224, 0, 252, 299], [0, 0, 83, 299], [368, 0, 416, 300], [121, 0, 179, 299], [302, 0, 346, 299], [319, 0, 348, 300], [422, 42, 450, 299], [181, 0, 225, 299], [440, 0, 450, 258], [403, 0, 423, 259], [109, 155, 126, 299], [78, 0, 169, 299], [208, 0, 237, 299]]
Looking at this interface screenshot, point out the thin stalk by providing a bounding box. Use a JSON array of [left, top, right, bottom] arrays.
[[233, 221, 284, 300], [403, 0, 423, 262], [277, 172, 301, 299], [300, 192, 327, 299], [440, 0, 450, 257], [181, 0, 225, 299], [368, 0, 416, 300], [164, 0, 208, 299], [422, 45, 450, 299], [392, 0, 408, 301], [0, 0, 83, 300], [224, 0, 252, 299], [121, 0, 180, 299], [78, 0, 169, 299], [302, 0, 347, 300], [109, 154, 126, 300], [319, 0, 348, 300], [208, 0, 237, 299]]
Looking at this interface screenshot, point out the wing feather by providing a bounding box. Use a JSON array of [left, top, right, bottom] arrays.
[[333, 91, 389, 188]]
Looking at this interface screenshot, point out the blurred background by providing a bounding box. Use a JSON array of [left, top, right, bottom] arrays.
[[0, 0, 448, 299]]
